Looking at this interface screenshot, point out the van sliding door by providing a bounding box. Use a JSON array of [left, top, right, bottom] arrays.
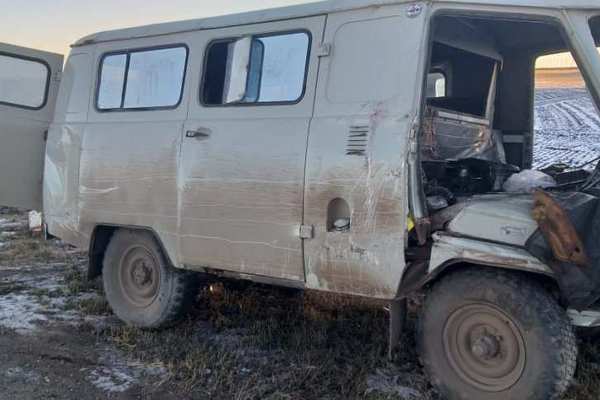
[[0, 43, 63, 210], [181, 16, 326, 282]]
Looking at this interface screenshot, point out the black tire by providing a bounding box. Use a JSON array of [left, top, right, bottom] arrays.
[[418, 268, 577, 400], [103, 229, 198, 328]]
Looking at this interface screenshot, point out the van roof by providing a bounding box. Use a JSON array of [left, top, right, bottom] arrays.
[[73, 0, 600, 47]]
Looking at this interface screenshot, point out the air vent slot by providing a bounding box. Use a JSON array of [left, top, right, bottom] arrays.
[[346, 125, 370, 156]]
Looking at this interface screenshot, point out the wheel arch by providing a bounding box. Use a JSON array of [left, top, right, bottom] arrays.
[[424, 260, 561, 299], [88, 224, 176, 280]]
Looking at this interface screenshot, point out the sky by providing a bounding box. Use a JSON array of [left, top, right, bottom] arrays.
[[0, 0, 315, 55], [0, 0, 586, 66]]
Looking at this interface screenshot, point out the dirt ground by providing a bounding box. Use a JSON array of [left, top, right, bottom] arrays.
[[0, 210, 435, 400], [1, 211, 600, 400]]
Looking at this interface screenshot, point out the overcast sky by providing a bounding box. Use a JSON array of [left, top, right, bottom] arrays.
[[0, 0, 315, 55]]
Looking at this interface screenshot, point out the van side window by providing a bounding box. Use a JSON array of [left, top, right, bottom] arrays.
[[97, 46, 188, 111], [201, 31, 311, 106], [0, 54, 49, 109]]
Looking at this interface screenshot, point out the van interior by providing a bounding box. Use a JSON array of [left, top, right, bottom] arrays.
[[419, 14, 600, 219]]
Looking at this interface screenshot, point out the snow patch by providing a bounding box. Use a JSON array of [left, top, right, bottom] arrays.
[[0, 219, 25, 231], [534, 89, 600, 169], [87, 366, 137, 393], [85, 348, 168, 393], [0, 294, 49, 333], [0, 268, 88, 333], [3, 367, 42, 385], [365, 369, 423, 399]]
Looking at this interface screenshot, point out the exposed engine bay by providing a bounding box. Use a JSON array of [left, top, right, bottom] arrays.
[[420, 105, 600, 217], [417, 104, 600, 308], [420, 37, 600, 220], [410, 14, 600, 311]]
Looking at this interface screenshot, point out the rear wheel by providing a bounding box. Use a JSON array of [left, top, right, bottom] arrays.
[[103, 229, 198, 328], [418, 268, 577, 400]]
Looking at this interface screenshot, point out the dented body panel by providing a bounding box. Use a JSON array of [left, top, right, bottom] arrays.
[[429, 232, 553, 276], [303, 5, 427, 298], [447, 194, 539, 247]]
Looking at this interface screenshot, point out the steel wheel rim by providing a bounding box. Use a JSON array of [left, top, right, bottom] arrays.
[[118, 245, 161, 308], [443, 303, 527, 392]]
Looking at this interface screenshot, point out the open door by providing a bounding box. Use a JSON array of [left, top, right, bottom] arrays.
[[0, 43, 63, 210]]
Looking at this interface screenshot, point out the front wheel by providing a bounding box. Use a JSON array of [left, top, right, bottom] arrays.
[[418, 268, 577, 400], [103, 229, 198, 328]]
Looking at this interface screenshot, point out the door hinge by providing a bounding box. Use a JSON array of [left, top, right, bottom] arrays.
[[317, 43, 332, 57], [299, 225, 314, 239]]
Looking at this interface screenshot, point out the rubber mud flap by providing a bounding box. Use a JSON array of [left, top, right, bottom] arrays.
[[527, 191, 600, 310]]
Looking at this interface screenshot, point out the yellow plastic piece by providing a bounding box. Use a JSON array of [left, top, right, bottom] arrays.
[[407, 216, 415, 232]]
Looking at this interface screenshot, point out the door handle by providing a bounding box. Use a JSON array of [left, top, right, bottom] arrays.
[[186, 129, 211, 139]]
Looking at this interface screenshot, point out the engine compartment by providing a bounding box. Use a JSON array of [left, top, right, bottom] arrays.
[[419, 18, 600, 225], [404, 11, 600, 313]]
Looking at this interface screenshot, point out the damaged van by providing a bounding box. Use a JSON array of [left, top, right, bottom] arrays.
[[1, 1, 600, 398]]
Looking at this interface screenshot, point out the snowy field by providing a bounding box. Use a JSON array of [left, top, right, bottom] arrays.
[[534, 88, 600, 169]]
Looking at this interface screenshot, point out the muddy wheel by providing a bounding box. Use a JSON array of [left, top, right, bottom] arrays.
[[418, 268, 577, 400], [103, 229, 198, 328]]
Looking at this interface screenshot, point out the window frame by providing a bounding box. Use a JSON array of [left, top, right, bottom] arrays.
[[199, 29, 313, 108], [589, 14, 600, 46], [0, 52, 51, 111], [95, 44, 189, 113]]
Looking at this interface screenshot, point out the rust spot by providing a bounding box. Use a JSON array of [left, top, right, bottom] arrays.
[[532, 190, 589, 267]]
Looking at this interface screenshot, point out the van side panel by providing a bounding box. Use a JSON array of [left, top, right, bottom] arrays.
[[51, 35, 194, 263], [45, 52, 92, 246], [303, 4, 428, 299]]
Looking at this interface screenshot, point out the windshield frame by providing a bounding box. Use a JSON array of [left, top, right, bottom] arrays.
[[563, 11, 600, 110]]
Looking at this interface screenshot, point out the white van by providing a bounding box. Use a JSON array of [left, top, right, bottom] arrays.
[[1, 1, 600, 398]]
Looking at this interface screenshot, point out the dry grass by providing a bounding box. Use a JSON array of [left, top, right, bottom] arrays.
[[101, 285, 434, 400], [0, 238, 58, 264], [62, 267, 101, 295], [563, 335, 600, 400], [77, 296, 111, 316], [97, 282, 600, 400]]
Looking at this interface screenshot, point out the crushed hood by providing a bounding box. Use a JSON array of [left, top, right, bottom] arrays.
[[445, 191, 600, 309], [447, 194, 539, 247]]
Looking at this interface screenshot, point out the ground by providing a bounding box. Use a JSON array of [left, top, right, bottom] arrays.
[[1, 216, 600, 399], [2, 72, 600, 399], [0, 212, 436, 400]]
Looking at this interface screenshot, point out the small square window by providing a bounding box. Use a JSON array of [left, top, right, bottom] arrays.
[[97, 46, 188, 111], [201, 31, 311, 106]]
